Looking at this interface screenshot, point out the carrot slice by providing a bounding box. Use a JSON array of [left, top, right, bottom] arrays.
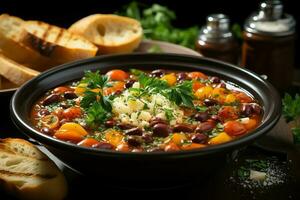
[[78, 138, 100, 147]]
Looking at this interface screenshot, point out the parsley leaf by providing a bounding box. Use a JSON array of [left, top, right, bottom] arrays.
[[85, 101, 112, 126], [164, 81, 194, 108], [282, 93, 300, 123], [80, 70, 109, 89]]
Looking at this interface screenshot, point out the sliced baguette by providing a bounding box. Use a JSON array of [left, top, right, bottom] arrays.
[[68, 14, 143, 54], [0, 52, 39, 85], [0, 14, 56, 70], [19, 20, 98, 64], [0, 138, 67, 200]]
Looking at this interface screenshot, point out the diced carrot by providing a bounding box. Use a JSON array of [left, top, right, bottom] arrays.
[[161, 73, 177, 86], [242, 118, 258, 131], [224, 121, 247, 136], [170, 133, 187, 146], [234, 92, 253, 103], [188, 72, 208, 80], [105, 130, 124, 147], [53, 86, 72, 94], [103, 81, 125, 96], [194, 86, 213, 99], [209, 132, 232, 145], [164, 143, 180, 152], [58, 123, 88, 136], [63, 107, 82, 119], [181, 143, 206, 150], [192, 81, 205, 92], [116, 143, 130, 152], [78, 138, 100, 147], [54, 130, 84, 143], [106, 70, 129, 81], [218, 106, 238, 121]]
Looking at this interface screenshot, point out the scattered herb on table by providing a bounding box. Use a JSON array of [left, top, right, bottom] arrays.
[[282, 93, 300, 144]]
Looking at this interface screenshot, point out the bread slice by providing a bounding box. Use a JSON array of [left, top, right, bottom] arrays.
[[19, 20, 98, 64], [68, 14, 143, 54], [0, 14, 56, 70], [0, 52, 39, 85], [0, 138, 68, 200]]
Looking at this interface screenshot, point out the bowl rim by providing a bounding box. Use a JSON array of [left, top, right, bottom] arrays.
[[10, 53, 282, 157]]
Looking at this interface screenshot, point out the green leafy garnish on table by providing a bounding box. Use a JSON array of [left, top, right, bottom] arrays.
[[282, 93, 300, 144], [118, 2, 199, 49]]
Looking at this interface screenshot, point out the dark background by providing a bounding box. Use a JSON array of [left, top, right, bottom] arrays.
[[0, 0, 299, 69]]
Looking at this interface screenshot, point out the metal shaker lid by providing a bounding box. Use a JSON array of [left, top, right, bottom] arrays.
[[199, 14, 233, 42], [244, 0, 295, 36]]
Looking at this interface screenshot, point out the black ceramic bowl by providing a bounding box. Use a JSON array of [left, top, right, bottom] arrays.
[[10, 53, 281, 185]]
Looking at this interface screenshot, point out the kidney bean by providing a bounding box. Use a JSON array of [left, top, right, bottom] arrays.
[[38, 109, 50, 116], [210, 76, 221, 84], [41, 127, 53, 135], [150, 117, 167, 127], [173, 124, 195, 133], [124, 127, 143, 136], [241, 104, 253, 116], [42, 94, 60, 106], [127, 136, 143, 147], [125, 80, 136, 88], [142, 133, 154, 144], [217, 82, 226, 88], [64, 91, 77, 99], [177, 72, 189, 82], [147, 147, 164, 152], [152, 123, 170, 137], [211, 115, 221, 122], [117, 123, 135, 130], [195, 121, 215, 133], [203, 98, 218, 107], [194, 112, 209, 122], [191, 133, 208, 144], [105, 120, 115, 128], [93, 142, 114, 150], [150, 69, 165, 77], [241, 103, 262, 116]]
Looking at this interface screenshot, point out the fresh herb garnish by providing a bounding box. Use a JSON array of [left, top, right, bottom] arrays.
[[80, 70, 110, 89], [163, 81, 194, 108], [134, 71, 194, 108], [79, 71, 113, 127], [164, 108, 174, 121]]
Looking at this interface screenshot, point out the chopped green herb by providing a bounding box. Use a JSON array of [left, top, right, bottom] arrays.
[[80, 70, 110, 89], [164, 108, 174, 121]]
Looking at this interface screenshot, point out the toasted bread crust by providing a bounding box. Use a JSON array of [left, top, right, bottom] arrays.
[[0, 14, 58, 70], [20, 21, 98, 63], [0, 52, 39, 85], [69, 14, 143, 54]]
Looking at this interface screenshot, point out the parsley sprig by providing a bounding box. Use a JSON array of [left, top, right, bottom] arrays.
[[132, 69, 194, 108], [79, 71, 113, 127], [282, 93, 300, 144], [80, 70, 110, 89]]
